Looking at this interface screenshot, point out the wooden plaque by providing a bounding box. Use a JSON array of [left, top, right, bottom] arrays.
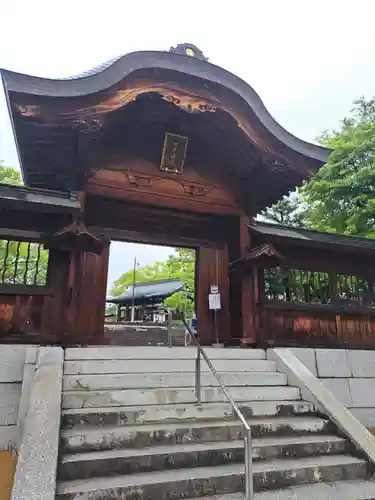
[[160, 133, 188, 174]]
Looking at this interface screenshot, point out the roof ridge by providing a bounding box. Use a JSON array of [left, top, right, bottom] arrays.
[[133, 278, 182, 288], [252, 220, 374, 243]]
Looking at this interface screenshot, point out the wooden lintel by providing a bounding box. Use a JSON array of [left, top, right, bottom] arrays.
[[0, 284, 53, 296], [0, 228, 42, 243]]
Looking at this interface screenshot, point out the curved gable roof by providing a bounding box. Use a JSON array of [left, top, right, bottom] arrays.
[[1, 47, 330, 164]]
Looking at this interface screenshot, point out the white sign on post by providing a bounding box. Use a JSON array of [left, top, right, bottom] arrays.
[[209, 284, 221, 310]]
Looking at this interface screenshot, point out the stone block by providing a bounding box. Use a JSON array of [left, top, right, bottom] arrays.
[[0, 384, 21, 426], [65, 346, 266, 360], [11, 347, 63, 500], [58, 435, 348, 481], [350, 408, 375, 428], [321, 379, 352, 407], [62, 371, 287, 391], [17, 362, 36, 448], [24, 347, 38, 365], [349, 378, 375, 407], [62, 385, 301, 409], [289, 348, 317, 375], [268, 348, 375, 466], [61, 400, 315, 429], [64, 358, 276, 374], [316, 349, 351, 378], [348, 350, 375, 377], [56, 454, 368, 499], [60, 415, 329, 453], [0, 346, 31, 383]]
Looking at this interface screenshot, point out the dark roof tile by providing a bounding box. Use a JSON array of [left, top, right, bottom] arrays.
[[107, 278, 184, 305], [250, 222, 375, 252]]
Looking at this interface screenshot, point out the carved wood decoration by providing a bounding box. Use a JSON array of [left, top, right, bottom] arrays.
[[88, 158, 241, 215], [11, 79, 314, 209], [44, 220, 105, 254]]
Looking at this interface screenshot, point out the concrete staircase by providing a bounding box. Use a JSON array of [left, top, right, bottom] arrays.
[[104, 323, 187, 346], [56, 347, 375, 499]]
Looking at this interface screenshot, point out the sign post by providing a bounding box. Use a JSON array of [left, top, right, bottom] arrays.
[[208, 285, 221, 345]]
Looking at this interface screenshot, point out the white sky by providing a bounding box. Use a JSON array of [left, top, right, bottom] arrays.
[[1, 0, 375, 288]]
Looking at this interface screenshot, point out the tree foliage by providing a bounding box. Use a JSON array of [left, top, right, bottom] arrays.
[[260, 193, 307, 227], [261, 97, 375, 237], [0, 163, 22, 185], [110, 248, 196, 314], [303, 97, 375, 236]]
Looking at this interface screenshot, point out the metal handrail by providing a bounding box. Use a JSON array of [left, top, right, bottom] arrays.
[[174, 310, 253, 500]]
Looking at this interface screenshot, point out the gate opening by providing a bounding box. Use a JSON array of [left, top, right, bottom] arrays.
[[104, 241, 196, 346]]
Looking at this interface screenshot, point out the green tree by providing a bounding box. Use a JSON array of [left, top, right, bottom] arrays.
[[260, 193, 307, 227], [110, 248, 196, 314], [302, 97, 375, 236], [0, 163, 22, 185]]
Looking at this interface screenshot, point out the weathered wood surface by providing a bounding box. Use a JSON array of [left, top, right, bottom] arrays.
[[0, 246, 69, 343], [260, 302, 375, 349], [196, 246, 231, 345], [88, 157, 242, 215]]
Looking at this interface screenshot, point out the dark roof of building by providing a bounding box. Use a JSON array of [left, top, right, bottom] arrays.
[[106, 278, 185, 305], [249, 221, 375, 253], [1, 44, 330, 164]]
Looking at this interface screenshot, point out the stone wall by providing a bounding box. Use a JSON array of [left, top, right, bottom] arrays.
[[289, 348, 375, 430], [0, 346, 35, 500], [0, 346, 33, 451]]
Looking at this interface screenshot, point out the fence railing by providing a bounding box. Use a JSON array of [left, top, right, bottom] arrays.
[[0, 237, 51, 339], [172, 310, 254, 500], [0, 239, 49, 288]]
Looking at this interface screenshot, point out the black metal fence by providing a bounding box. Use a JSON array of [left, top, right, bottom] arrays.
[[0, 239, 49, 286], [264, 266, 375, 308]]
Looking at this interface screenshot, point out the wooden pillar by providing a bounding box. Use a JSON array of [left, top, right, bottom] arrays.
[[228, 215, 258, 346], [196, 245, 231, 345], [67, 241, 110, 344], [42, 248, 71, 343]]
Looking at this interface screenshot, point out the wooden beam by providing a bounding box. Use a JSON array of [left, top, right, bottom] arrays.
[[0, 284, 53, 296], [0, 228, 42, 242]]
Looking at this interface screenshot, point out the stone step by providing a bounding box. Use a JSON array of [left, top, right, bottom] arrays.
[[56, 455, 369, 499], [104, 327, 187, 347], [64, 346, 267, 360], [62, 386, 301, 409], [184, 479, 375, 500], [61, 400, 316, 428], [63, 371, 287, 391], [63, 359, 275, 375], [59, 435, 349, 480], [60, 416, 332, 453]]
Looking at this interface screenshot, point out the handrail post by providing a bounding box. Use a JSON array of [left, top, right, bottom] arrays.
[[244, 427, 253, 500], [173, 309, 253, 497], [195, 344, 201, 403], [167, 310, 173, 348]]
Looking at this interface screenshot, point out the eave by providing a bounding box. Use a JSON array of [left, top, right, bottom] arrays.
[[249, 222, 375, 257], [0, 183, 80, 214], [0, 46, 331, 204], [1, 49, 330, 161]]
